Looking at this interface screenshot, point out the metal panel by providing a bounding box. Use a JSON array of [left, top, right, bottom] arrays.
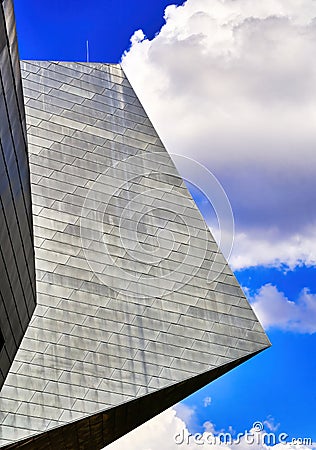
[[0, 0, 36, 390], [0, 61, 270, 447]]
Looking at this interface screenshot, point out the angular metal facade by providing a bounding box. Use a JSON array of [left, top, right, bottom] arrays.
[[0, 60, 270, 448], [0, 0, 36, 390]]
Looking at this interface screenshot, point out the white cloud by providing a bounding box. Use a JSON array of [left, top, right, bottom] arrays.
[[122, 0, 316, 269], [203, 396, 212, 407], [250, 284, 316, 333], [105, 406, 314, 450], [105, 408, 186, 450], [130, 29, 146, 45], [175, 403, 199, 430], [229, 228, 316, 270]]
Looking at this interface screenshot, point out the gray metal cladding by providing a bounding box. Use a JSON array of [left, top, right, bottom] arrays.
[[0, 0, 36, 391], [0, 60, 270, 447]]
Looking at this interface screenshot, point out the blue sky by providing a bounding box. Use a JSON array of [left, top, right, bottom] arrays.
[[15, 0, 185, 62], [14, 0, 316, 448]]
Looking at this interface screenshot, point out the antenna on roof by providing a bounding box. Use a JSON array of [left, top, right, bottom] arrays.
[[86, 40, 89, 63]]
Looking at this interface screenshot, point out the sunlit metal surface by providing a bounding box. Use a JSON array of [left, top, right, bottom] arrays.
[[0, 61, 270, 448]]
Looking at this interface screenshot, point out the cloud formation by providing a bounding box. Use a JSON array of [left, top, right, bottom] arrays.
[[231, 228, 316, 270], [105, 406, 314, 450], [122, 0, 316, 269], [250, 283, 316, 333]]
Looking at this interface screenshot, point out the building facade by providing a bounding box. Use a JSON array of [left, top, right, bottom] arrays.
[[0, 0, 36, 391], [0, 2, 270, 449]]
